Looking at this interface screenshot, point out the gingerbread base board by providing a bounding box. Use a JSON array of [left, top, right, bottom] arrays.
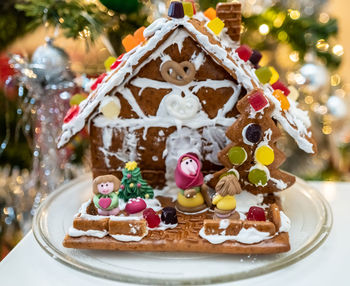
[[63, 196, 290, 254]]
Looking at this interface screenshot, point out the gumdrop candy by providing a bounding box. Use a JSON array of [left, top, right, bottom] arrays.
[[91, 73, 107, 91], [245, 123, 262, 144], [161, 207, 178, 224], [236, 45, 253, 62], [125, 198, 147, 214], [110, 54, 125, 70], [273, 90, 290, 110], [100, 98, 121, 119], [168, 1, 184, 18], [255, 145, 274, 166], [122, 34, 139, 52], [134, 26, 145, 43], [248, 168, 268, 186], [271, 80, 290, 96], [104, 56, 117, 71], [184, 0, 196, 15], [204, 7, 216, 20], [248, 90, 268, 111], [249, 50, 262, 67], [247, 206, 266, 221], [143, 208, 161, 228], [228, 146, 247, 165], [207, 17, 225, 35], [69, 93, 87, 106], [255, 66, 272, 84], [64, 105, 79, 123], [268, 66, 279, 85], [182, 1, 194, 18]]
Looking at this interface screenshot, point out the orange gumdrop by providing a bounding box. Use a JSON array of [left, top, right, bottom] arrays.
[[134, 26, 145, 43], [204, 7, 216, 20], [273, 90, 290, 110], [122, 34, 139, 52]]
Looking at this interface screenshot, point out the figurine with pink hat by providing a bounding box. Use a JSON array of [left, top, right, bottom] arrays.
[[175, 153, 211, 213]]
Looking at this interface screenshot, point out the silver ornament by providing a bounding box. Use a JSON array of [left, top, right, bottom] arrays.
[[31, 38, 70, 85], [327, 95, 347, 119], [299, 62, 329, 93]]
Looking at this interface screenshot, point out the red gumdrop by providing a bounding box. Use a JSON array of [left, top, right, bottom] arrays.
[[91, 73, 107, 91], [248, 91, 268, 111], [236, 45, 253, 62], [110, 54, 125, 70], [247, 206, 266, 221], [143, 208, 160, 228], [64, 105, 80, 123], [271, 80, 290, 96]]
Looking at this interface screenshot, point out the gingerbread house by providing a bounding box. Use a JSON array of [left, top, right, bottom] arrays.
[[58, 2, 316, 190]]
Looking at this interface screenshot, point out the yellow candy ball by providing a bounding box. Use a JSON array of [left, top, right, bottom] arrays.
[[129, 183, 134, 188], [255, 145, 274, 165]]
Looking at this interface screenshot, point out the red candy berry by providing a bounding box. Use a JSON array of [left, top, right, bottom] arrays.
[[236, 45, 253, 62], [110, 54, 125, 70], [63, 105, 79, 123], [247, 206, 266, 221], [248, 91, 268, 111], [143, 208, 160, 228], [271, 80, 290, 96], [125, 198, 147, 214], [91, 73, 107, 91]]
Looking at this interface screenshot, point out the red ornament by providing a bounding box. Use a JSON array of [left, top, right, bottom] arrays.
[[247, 206, 266, 221], [127, 173, 132, 179], [110, 54, 125, 70], [236, 45, 253, 62], [91, 73, 107, 91], [143, 208, 160, 228], [125, 198, 147, 214], [271, 80, 290, 96], [63, 105, 80, 123], [248, 91, 268, 111]]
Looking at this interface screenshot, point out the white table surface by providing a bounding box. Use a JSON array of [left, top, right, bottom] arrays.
[[0, 181, 348, 286]]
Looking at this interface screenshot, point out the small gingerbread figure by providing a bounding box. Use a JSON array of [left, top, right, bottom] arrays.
[[175, 153, 211, 213], [92, 175, 120, 216], [212, 173, 242, 220]]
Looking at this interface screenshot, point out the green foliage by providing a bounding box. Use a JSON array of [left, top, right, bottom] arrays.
[[118, 166, 154, 202], [242, 5, 340, 69], [16, 0, 109, 43]]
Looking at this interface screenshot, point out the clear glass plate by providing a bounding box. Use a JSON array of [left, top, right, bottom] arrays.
[[33, 174, 332, 285]]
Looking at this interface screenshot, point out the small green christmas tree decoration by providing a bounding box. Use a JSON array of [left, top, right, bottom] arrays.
[[118, 161, 154, 201]]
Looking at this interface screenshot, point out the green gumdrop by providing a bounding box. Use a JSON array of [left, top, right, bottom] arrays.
[[248, 169, 268, 186], [70, 94, 86, 106], [255, 66, 272, 84], [228, 146, 247, 165], [219, 171, 238, 180]]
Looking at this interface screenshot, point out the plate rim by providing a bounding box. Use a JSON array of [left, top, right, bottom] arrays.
[[32, 174, 333, 285]]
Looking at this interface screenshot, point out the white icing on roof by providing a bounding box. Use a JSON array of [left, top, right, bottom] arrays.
[[57, 16, 315, 154]]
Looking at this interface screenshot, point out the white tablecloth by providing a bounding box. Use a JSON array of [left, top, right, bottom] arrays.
[[0, 182, 348, 286]]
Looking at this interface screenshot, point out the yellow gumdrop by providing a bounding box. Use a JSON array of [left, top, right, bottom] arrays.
[[269, 67, 279, 84], [255, 145, 274, 165], [273, 90, 290, 110], [104, 56, 117, 71], [216, 195, 236, 211], [100, 98, 121, 119], [207, 17, 225, 35]]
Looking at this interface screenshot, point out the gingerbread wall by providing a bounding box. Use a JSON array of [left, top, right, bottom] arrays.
[[90, 32, 247, 188]]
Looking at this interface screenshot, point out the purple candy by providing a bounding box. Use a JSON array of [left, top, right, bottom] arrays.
[[168, 1, 184, 18], [245, 124, 262, 144], [249, 50, 262, 67], [161, 207, 178, 224]]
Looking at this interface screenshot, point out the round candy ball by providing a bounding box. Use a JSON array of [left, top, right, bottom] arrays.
[[228, 146, 247, 165], [255, 145, 274, 166], [245, 124, 262, 144], [161, 207, 178, 225], [248, 168, 268, 186]]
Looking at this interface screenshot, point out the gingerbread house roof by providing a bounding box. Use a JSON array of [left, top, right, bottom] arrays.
[[57, 14, 316, 154]]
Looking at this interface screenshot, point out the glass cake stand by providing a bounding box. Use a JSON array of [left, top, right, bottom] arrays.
[[33, 173, 332, 285]]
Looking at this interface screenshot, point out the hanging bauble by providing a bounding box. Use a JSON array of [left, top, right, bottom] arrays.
[[298, 61, 329, 93], [31, 38, 70, 85], [99, 0, 140, 13], [327, 95, 347, 119]]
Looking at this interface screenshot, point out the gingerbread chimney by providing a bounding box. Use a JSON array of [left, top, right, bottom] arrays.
[[216, 1, 242, 42]]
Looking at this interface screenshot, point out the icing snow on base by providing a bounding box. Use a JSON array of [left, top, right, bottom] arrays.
[[68, 227, 108, 238], [110, 233, 147, 242], [279, 211, 291, 232], [235, 191, 265, 213], [152, 221, 178, 231], [199, 226, 271, 245]]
